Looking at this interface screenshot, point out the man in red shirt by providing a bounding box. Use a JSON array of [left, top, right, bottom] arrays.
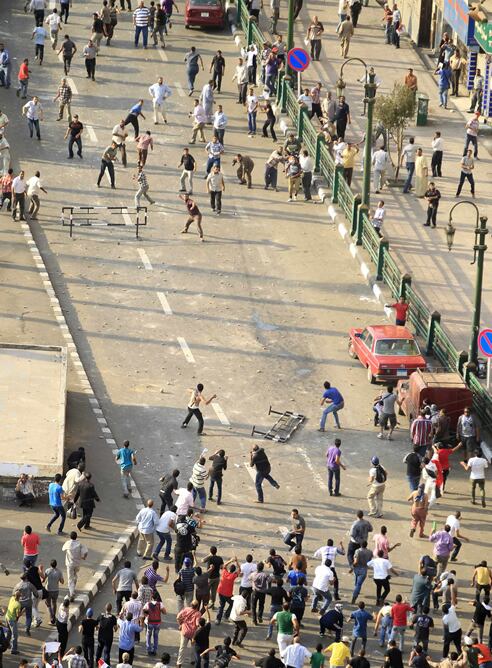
[[17, 58, 30, 99], [216, 557, 241, 624], [472, 638, 492, 668], [385, 297, 409, 326], [0, 168, 13, 211], [21, 525, 40, 569], [390, 594, 413, 652], [433, 442, 462, 490], [176, 600, 202, 667]]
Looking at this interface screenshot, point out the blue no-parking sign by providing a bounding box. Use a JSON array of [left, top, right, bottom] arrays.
[[287, 48, 311, 72], [478, 329, 492, 357]]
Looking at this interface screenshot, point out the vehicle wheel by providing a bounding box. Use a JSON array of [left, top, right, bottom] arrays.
[[367, 366, 376, 384], [348, 341, 358, 359], [185, 23, 190, 28]]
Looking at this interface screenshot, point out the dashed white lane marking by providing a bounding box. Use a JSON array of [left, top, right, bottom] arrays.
[[243, 462, 256, 481], [86, 125, 98, 143], [67, 77, 78, 95], [138, 248, 153, 270], [159, 49, 169, 62], [175, 82, 186, 97], [177, 336, 195, 363], [122, 209, 133, 227], [296, 447, 326, 492], [257, 246, 270, 264], [212, 401, 230, 426], [157, 291, 173, 315]]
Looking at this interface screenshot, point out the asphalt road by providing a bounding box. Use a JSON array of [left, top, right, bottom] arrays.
[[1, 0, 490, 666]]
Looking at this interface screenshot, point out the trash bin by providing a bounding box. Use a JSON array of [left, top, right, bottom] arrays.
[[416, 92, 429, 126]]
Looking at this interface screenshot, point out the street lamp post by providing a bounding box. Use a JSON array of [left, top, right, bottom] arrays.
[[337, 58, 377, 209], [446, 201, 489, 367]]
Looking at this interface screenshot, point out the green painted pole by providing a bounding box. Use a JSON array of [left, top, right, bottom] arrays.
[[286, 0, 295, 80], [361, 70, 377, 208], [469, 216, 488, 365]]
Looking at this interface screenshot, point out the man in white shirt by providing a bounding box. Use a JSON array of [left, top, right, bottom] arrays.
[[311, 559, 334, 613], [371, 200, 385, 238], [175, 482, 195, 516], [232, 57, 248, 104], [298, 88, 312, 114], [26, 171, 47, 220], [112, 119, 128, 167], [239, 555, 257, 610], [62, 462, 85, 512], [148, 77, 172, 125], [401, 136, 416, 193], [431, 131, 444, 177], [12, 170, 26, 221], [299, 149, 314, 202], [189, 100, 207, 144], [372, 147, 388, 193], [45, 8, 61, 49], [62, 530, 88, 600], [246, 87, 258, 136], [229, 590, 248, 646], [154, 506, 176, 561], [135, 499, 159, 560], [446, 510, 469, 562], [212, 105, 228, 145], [281, 636, 312, 668], [367, 551, 399, 605], [22, 96, 43, 140], [461, 451, 488, 507], [442, 603, 461, 656]]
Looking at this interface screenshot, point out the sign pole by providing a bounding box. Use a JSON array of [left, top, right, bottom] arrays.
[[298, 71, 301, 97], [488, 357, 491, 391]]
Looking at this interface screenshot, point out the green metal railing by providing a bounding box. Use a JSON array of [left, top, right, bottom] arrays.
[[235, 0, 492, 426]]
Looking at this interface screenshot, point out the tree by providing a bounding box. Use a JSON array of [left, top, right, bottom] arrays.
[[374, 83, 416, 179]]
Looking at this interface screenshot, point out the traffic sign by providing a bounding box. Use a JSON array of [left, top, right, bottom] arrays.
[[287, 48, 311, 72], [478, 328, 492, 357]]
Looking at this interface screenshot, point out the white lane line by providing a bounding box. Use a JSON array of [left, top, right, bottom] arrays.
[[122, 209, 133, 226], [257, 246, 270, 264], [138, 248, 153, 270], [296, 447, 326, 491], [159, 49, 169, 62], [212, 401, 230, 426], [86, 125, 98, 143], [177, 336, 195, 363], [175, 82, 186, 97], [243, 462, 256, 481], [157, 291, 173, 315], [67, 77, 78, 95]]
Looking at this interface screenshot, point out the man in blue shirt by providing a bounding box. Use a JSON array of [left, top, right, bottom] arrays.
[[117, 613, 143, 664], [349, 600, 373, 654], [46, 473, 66, 534], [319, 381, 344, 431], [115, 440, 137, 499]]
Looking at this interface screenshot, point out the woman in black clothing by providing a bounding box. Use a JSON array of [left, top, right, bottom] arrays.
[[262, 103, 277, 142]]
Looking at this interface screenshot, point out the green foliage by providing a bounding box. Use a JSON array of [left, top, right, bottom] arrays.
[[375, 83, 416, 179]]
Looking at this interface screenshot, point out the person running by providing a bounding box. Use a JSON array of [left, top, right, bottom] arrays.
[[115, 440, 137, 499], [455, 150, 475, 198], [408, 484, 428, 538], [97, 141, 118, 188], [377, 386, 399, 441], [134, 164, 155, 207], [367, 457, 387, 518], [460, 450, 488, 507], [250, 444, 280, 503], [124, 99, 145, 139]]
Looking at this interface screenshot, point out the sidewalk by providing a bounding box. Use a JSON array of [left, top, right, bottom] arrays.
[[259, 2, 492, 352], [0, 217, 138, 661]]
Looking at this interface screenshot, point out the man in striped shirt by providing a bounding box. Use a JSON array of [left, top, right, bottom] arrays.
[[144, 561, 169, 601], [190, 457, 208, 510], [411, 411, 433, 455], [133, 1, 150, 48]]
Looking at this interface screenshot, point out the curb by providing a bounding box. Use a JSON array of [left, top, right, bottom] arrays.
[[20, 217, 143, 635], [313, 182, 394, 318]]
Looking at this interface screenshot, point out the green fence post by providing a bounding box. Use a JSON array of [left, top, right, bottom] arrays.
[[247, 17, 253, 45], [376, 239, 389, 281], [351, 194, 361, 236], [457, 350, 468, 375], [356, 204, 368, 246], [425, 310, 441, 356], [276, 70, 285, 105], [315, 134, 324, 173], [298, 106, 307, 136], [399, 273, 412, 299], [332, 165, 343, 204], [280, 78, 287, 114]]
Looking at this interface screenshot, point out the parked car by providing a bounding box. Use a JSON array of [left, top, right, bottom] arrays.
[[185, 0, 225, 28], [348, 324, 427, 384], [396, 368, 472, 428]]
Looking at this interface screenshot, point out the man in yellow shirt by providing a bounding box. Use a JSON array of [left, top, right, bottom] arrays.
[[324, 636, 351, 668], [5, 591, 23, 654], [341, 144, 359, 187]]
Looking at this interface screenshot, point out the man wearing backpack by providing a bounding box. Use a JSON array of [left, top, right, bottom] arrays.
[[367, 457, 387, 518], [143, 592, 167, 656]]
